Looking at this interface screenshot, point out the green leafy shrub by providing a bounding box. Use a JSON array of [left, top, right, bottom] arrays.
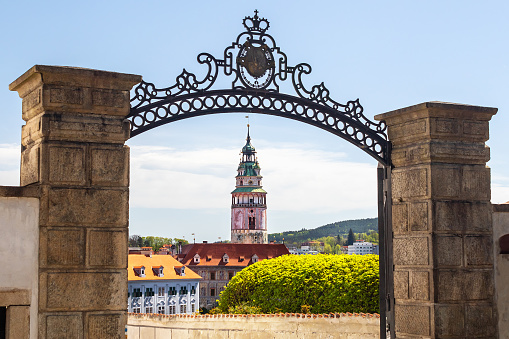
[[217, 254, 379, 314], [227, 302, 262, 314]]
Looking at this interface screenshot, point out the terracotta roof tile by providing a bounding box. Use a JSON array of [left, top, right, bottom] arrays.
[[179, 243, 290, 267]]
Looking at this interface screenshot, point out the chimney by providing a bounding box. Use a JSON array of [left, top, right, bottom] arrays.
[[203, 241, 208, 244], [178, 241, 182, 254]]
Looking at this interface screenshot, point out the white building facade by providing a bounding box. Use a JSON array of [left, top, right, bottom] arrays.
[[347, 240, 379, 255]]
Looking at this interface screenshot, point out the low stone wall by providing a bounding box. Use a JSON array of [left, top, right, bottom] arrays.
[[127, 312, 380, 338]]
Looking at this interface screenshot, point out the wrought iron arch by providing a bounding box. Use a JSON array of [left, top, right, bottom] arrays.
[[128, 10, 391, 166], [128, 13, 394, 336]]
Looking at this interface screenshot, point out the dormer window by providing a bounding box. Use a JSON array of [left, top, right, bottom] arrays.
[[133, 266, 145, 278], [239, 256, 245, 262], [152, 266, 164, 277], [134, 266, 146, 277], [193, 254, 200, 264], [223, 254, 229, 263], [251, 254, 259, 264]]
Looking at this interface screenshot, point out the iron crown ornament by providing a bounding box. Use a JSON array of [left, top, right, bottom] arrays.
[[128, 10, 390, 165]]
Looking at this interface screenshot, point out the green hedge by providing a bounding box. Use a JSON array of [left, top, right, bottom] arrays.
[[217, 254, 379, 314]]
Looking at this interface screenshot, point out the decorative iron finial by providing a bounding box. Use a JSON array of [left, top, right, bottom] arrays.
[[243, 10, 270, 33]]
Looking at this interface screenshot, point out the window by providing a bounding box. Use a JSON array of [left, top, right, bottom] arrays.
[[191, 304, 195, 313], [158, 287, 165, 296], [145, 307, 153, 314], [133, 307, 141, 313], [228, 272, 234, 280], [168, 287, 177, 296], [193, 254, 200, 263], [134, 266, 146, 277], [191, 286, 196, 295], [500, 234, 509, 254], [169, 305, 176, 314], [210, 288, 216, 297], [180, 286, 188, 295], [145, 288, 154, 297], [132, 288, 142, 297], [223, 254, 229, 263], [180, 304, 187, 314], [210, 272, 216, 280], [158, 306, 165, 314]]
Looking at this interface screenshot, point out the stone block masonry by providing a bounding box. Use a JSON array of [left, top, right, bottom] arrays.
[[9, 65, 141, 339], [376, 102, 499, 338], [127, 312, 380, 338]]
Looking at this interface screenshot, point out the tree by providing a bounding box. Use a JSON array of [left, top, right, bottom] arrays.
[[334, 244, 342, 254], [218, 254, 379, 314], [128, 234, 143, 247], [347, 228, 355, 246], [324, 243, 332, 254]]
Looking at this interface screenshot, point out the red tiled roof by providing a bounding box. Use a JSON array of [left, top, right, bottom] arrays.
[[179, 243, 289, 267]]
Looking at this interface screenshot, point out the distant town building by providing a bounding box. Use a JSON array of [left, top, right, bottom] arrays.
[[288, 246, 320, 255], [129, 246, 155, 256], [128, 254, 201, 315], [231, 125, 268, 244], [347, 240, 379, 255], [177, 243, 289, 308], [301, 241, 324, 252]]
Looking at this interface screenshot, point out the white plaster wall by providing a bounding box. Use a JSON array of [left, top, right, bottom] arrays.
[[0, 197, 39, 339], [128, 280, 200, 314]]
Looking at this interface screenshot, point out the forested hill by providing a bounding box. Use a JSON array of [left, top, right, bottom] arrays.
[[269, 218, 378, 244]]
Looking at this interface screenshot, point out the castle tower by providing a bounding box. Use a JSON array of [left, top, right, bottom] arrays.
[[231, 125, 268, 244]]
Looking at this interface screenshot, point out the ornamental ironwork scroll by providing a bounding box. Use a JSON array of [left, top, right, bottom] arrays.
[[128, 10, 390, 166]]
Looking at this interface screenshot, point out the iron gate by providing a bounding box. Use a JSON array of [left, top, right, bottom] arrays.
[[127, 11, 394, 337]]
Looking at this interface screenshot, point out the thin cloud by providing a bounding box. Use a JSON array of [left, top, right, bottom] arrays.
[[130, 143, 377, 213]]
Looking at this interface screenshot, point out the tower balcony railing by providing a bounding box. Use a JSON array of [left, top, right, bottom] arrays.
[[232, 229, 266, 233], [231, 203, 266, 208]]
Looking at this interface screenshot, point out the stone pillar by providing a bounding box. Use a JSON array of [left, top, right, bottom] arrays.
[[375, 102, 498, 338], [10, 66, 141, 339]]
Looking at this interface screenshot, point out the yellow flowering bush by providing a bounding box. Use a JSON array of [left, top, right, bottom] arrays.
[[217, 254, 379, 314]]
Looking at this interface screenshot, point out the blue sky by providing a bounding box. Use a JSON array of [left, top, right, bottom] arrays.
[[1, 1, 508, 242]]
